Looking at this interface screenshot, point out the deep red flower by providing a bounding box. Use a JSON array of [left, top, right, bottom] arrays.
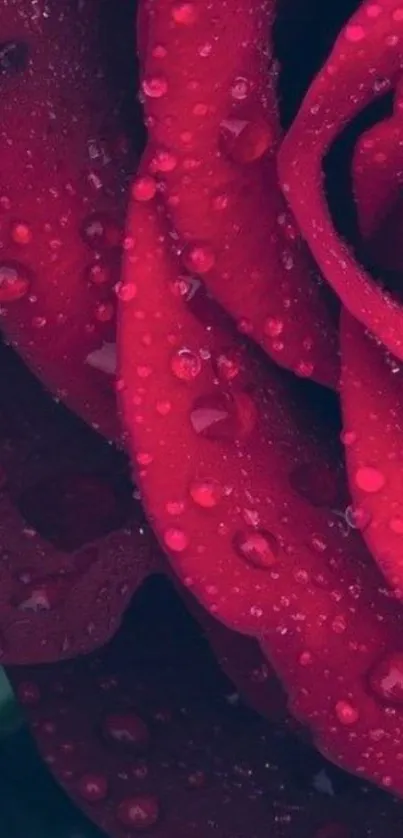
[[2, 0, 403, 836]]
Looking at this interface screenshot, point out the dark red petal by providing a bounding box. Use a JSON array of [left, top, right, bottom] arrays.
[[118, 195, 403, 793], [138, 0, 339, 388], [4, 582, 373, 838], [340, 308, 403, 595], [353, 78, 403, 241], [278, 0, 403, 362], [0, 345, 155, 664], [0, 0, 136, 440]]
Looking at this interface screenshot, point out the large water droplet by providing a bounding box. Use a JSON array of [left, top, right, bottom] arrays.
[[163, 527, 189, 552], [182, 243, 216, 274], [213, 347, 242, 382], [230, 76, 251, 101], [170, 347, 202, 381], [220, 118, 273, 163], [0, 260, 31, 301], [142, 75, 168, 98], [354, 466, 386, 493], [189, 391, 256, 441], [171, 2, 198, 24], [189, 478, 223, 508], [232, 528, 279, 569]]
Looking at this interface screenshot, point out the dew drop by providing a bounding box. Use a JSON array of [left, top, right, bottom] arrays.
[[164, 527, 189, 552], [369, 651, 403, 705], [10, 221, 32, 246], [77, 774, 109, 802], [354, 466, 385, 493], [0, 260, 31, 301], [117, 795, 160, 830], [182, 242, 215, 274], [80, 213, 121, 251], [132, 176, 157, 202], [213, 347, 242, 382], [142, 74, 168, 98], [220, 118, 273, 163], [344, 504, 371, 531], [389, 516, 403, 534], [189, 478, 223, 508], [171, 2, 198, 24], [335, 700, 359, 725], [170, 347, 202, 381], [232, 528, 279, 569], [345, 24, 365, 42], [189, 391, 256, 440], [230, 76, 251, 101], [152, 148, 178, 172]]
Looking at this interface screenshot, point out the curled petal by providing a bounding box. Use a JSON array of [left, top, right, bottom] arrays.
[[279, 0, 403, 362], [137, 0, 339, 388], [118, 192, 403, 794]]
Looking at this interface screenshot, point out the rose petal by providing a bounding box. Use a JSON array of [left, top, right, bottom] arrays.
[[340, 308, 403, 595], [0, 341, 155, 664], [118, 193, 403, 794], [0, 0, 136, 440], [5, 579, 367, 838], [137, 0, 339, 388], [278, 0, 403, 362]]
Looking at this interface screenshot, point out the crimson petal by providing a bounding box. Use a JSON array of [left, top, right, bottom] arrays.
[[0, 0, 137, 440], [137, 0, 339, 388], [278, 0, 403, 362], [118, 193, 403, 793]]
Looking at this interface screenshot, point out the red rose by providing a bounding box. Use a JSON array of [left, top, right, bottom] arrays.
[[1, 1, 403, 837]]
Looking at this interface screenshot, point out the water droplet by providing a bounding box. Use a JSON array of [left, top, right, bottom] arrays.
[[0, 260, 31, 301], [189, 478, 223, 508], [80, 213, 121, 252], [95, 301, 115, 323], [189, 391, 256, 440], [151, 148, 178, 172], [116, 282, 137, 302], [171, 2, 198, 24], [389, 516, 403, 534], [182, 242, 215, 274], [232, 528, 279, 569], [132, 176, 157, 202], [344, 504, 371, 531], [170, 347, 202, 381], [142, 75, 168, 98], [369, 652, 403, 705], [10, 221, 32, 246], [230, 76, 251, 101], [220, 118, 273, 163], [264, 317, 284, 338], [335, 700, 359, 725], [14, 576, 71, 612], [102, 713, 149, 749], [345, 24, 365, 42], [85, 261, 112, 287], [0, 41, 29, 75], [117, 795, 160, 830], [355, 466, 385, 493], [187, 770, 207, 789], [164, 527, 189, 552], [77, 774, 109, 802], [213, 347, 242, 381]]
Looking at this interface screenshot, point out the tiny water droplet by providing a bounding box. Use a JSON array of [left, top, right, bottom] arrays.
[[77, 774, 109, 802], [354, 466, 385, 493], [182, 243, 215, 274], [232, 528, 279, 569], [142, 75, 168, 98], [335, 700, 359, 725], [369, 651, 403, 705], [164, 527, 189, 552], [171, 2, 198, 24]]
